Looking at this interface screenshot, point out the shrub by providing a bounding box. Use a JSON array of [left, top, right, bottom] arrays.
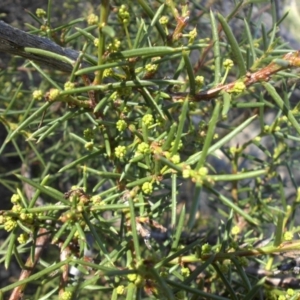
[[1, 1, 300, 299]]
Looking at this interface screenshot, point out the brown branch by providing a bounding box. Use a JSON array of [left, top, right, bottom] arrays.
[[9, 228, 51, 300], [9, 162, 50, 300], [172, 50, 300, 101]]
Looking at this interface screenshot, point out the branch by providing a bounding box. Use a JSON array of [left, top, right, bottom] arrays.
[[0, 21, 93, 75], [2, 21, 299, 103], [172, 51, 300, 101], [9, 228, 50, 300]]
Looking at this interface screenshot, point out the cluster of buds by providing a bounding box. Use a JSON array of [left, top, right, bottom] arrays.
[[137, 142, 150, 155], [107, 39, 121, 52], [47, 88, 61, 102], [36, 8, 46, 18], [229, 81, 246, 94], [64, 81, 75, 91], [0, 193, 38, 244], [59, 290, 73, 300], [83, 128, 95, 151], [115, 145, 127, 159], [87, 13, 99, 25], [142, 114, 154, 128], [32, 90, 44, 101], [142, 182, 153, 195], [118, 5, 130, 25], [187, 27, 197, 44], [59, 188, 90, 224], [182, 166, 214, 186], [116, 119, 127, 132]]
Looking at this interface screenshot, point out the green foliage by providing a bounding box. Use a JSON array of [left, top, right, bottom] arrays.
[[1, 0, 300, 299]]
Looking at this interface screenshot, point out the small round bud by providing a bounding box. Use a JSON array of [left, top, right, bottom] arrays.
[[11, 194, 21, 204], [32, 90, 43, 101], [17, 233, 29, 244], [201, 243, 212, 254], [0, 216, 5, 224], [118, 5, 130, 25], [91, 195, 101, 203], [64, 81, 75, 91], [103, 68, 114, 77], [159, 16, 169, 25], [182, 165, 191, 178], [195, 75, 204, 86], [19, 212, 27, 220], [142, 182, 153, 194], [83, 128, 94, 140], [181, 267, 190, 277], [171, 140, 183, 150], [284, 231, 293, 241], [223, 59, 234, 69], [145, 64, 157, 72], [142, 114, 154, 128], [4, 218, 17, 232], [198, 167, 208, 176], [238, 257, 249, 267], [188, 28, 197, 43], [127, 273, 137, 282], [87, 13, 99, 25], [137, 142, 150, 154], [230, 81, 246, 94], [12, 204, 22, 213], [115, 145, 127, 159], [171, 154, 180, 164], [94, 38, 99, 47], [48, 89, 60, 101], [59, 290, 73, 300], [84, 142, 94, 151], [36, 8, 46, 18], [116, 120, 127, 131], [116, 285, 125, 295], [107, 39, 121, 52], [231, 225, 240, 235]]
